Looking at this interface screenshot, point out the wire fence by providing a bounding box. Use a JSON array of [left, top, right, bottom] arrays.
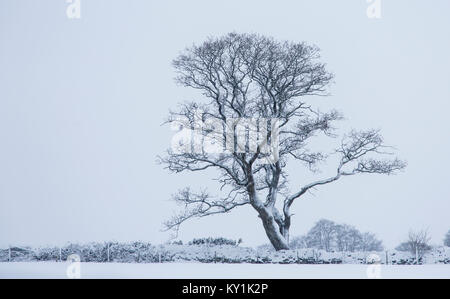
[[1, 243, 449, 264], [0, 242, 171, 263]]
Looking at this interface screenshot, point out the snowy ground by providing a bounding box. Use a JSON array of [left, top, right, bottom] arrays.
[[0, 262, 449, 279]]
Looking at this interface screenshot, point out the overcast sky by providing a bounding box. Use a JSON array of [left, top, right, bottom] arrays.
[[1, 0, 449, 249]]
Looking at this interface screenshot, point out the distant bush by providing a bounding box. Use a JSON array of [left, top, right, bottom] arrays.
[[444, 230, 450, 247], [7, 247, 33, 262], [109, 241, 169, 263], [188, 237, 242, 246], [34, 247, 60, 261]]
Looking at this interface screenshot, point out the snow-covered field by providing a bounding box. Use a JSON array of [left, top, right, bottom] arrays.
[[0, 262, 449, 279]]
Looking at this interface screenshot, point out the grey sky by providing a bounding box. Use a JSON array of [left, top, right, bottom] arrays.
[[0, 0, 449, 249]]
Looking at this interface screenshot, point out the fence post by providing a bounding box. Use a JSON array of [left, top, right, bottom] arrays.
[[107, 243, 110, 262], [158, 251, 161, 263], [8, 246, 11, 262], [59, 247, 62, 262], [385, 250, 388, 265], [214, 251, 217, 263]]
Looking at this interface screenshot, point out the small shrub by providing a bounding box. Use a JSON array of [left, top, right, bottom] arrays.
[[188, 237, 240, 246]]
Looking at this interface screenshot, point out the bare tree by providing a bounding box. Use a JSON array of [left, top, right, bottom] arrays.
[[300, 220, 383, 252], [334, 224, 361, 252], [360, 232, 383, 252], [397, 229, 432, 263], [159, 33, 406, 250], [305, 219, 336, 251]]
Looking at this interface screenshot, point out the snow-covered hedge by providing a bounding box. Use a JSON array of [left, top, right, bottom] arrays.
[[1, 243, 449, 264]]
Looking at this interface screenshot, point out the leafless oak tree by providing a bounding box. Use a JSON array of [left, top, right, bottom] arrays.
[[159, 33, 406, 250]]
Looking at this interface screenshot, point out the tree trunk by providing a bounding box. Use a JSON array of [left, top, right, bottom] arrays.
[[415, 246, 419, 264], [259, 210, 290, 250], [247, 177, 289, 251]]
